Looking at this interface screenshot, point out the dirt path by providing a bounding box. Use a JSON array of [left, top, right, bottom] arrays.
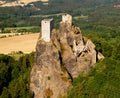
[[0, 33, 40, 54]]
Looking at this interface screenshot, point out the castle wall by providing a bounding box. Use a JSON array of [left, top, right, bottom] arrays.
[[41, 19, 54, 42]]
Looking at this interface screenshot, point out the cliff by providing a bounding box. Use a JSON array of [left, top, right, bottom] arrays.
[[30, 20, 104, 98]]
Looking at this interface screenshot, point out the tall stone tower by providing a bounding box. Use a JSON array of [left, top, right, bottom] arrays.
[[41, 18, 54, 42], [62, 14, 72, 26]]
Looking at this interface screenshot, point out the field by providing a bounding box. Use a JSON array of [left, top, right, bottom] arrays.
[[0, 33, 39, 54]]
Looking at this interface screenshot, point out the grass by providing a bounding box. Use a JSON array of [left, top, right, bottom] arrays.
[[30, 13, 64, 18], [74, 15, 88, 20], [5, 26, 40, 30], [44, 88, 53, 97], [48, 76, 51, 80], [2, 26, 40, 33]]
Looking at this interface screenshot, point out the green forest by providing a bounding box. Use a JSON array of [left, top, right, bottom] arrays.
[[0, 0, 119, 28], [0, 0, 120, 97], [68, 20, 120, 98], [0, 52, 34, 98]]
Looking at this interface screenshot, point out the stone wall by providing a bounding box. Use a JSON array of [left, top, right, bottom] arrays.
[[41, 18, 54, 42], [62, 14, 72, 26]]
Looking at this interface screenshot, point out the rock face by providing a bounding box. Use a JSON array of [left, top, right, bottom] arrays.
[[30, 40, 72, 98], [30, 17, 104, 98]]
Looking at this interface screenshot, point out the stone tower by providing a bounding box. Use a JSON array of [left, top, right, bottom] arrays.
[[41, 18, 54, 42], [62, 14, 72, 26]]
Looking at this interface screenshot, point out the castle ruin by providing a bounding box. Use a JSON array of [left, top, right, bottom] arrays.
[[31, 13, 104, 98], [62, 14, 72, 26], [41, 14, 72, 42], [41, 18, 54, 42]]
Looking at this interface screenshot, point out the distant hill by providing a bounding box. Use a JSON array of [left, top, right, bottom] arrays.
[[0, 0, 119, 28], [0, 0, 48, 7]]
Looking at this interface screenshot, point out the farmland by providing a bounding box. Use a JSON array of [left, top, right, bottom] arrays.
[[0, 33, 39, 54]]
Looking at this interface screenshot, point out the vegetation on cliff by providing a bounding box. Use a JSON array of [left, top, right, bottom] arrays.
[[68, 27, 120, 98], [68, 58, 120, 98]]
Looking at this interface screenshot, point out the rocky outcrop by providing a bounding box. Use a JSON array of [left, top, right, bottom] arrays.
[[30, 40, 72, 98], [30, 17, 104, 98], [57, 22, 97, 77]]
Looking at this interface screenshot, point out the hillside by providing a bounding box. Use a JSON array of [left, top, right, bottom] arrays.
[[0, 0, 119, 28], [0, 0, 48, 7]]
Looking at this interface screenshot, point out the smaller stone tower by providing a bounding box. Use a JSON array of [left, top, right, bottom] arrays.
[[62, 14, 72, 26], [41, 18, 54, 42]]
